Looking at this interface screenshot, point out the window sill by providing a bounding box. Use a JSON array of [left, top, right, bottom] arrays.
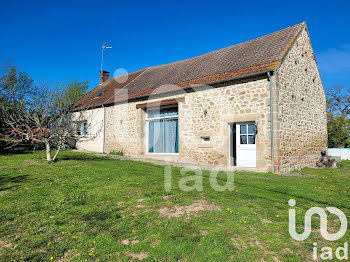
[[146, 153, 179, 156]]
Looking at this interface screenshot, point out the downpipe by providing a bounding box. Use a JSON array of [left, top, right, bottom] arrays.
[[267, 71, 274, 173]]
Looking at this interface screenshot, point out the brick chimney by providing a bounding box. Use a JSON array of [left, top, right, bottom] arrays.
[[99, 70, 110, 84]]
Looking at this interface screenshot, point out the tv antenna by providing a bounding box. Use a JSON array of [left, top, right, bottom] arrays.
[[101, 42, 112, 71]]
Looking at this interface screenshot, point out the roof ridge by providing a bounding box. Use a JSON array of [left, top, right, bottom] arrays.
[[148, 22, 305, 69]]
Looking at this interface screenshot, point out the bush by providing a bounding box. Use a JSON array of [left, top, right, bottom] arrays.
[[109, 150, 124, 156]]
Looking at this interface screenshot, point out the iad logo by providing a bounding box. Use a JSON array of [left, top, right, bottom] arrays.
[[288, 199, 347, 241], [288, 199, 348, 260]]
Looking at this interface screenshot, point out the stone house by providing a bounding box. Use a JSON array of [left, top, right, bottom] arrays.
[[73, 22, 327, 173]]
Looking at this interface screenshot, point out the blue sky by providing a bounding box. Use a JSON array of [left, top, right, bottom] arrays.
[[1, 0, 349, 91]]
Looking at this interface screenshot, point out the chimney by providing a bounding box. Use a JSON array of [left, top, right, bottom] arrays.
[[99, 70, 110, 84]]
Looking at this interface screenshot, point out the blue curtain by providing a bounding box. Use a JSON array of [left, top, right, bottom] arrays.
[[149, 119, 178, 153], [149, 120, 163, 153], [148, 121, 154, 152], [164, 119, 178, 153]]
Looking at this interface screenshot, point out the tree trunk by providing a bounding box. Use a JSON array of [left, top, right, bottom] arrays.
[[52, 146, 61, 162], [46, 142, 51, 163]]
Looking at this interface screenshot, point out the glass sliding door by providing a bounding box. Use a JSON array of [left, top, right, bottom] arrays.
[[147, 107, 178, 154]]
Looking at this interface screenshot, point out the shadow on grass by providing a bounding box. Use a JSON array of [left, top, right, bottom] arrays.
[[0, 174, 29, 191], [0, 147, 35, 156], [0, 141, 43, 156], [56, 154, 116, 162]]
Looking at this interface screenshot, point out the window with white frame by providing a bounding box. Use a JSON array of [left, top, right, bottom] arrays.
[[147, 106, 178, 153], [239, 123, 255, 144], [76, 121, 88, 136]]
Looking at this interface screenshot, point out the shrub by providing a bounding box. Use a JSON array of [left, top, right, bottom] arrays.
[[109, 150, 124, 156]]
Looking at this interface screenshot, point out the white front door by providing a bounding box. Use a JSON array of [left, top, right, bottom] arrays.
[[236, 122, 256, 167]]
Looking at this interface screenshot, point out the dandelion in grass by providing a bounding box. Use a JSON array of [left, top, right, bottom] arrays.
[[276, 214, 280, 218]]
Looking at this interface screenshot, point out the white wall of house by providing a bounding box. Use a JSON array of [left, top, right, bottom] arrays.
[[328, 148, 350, 161], [74, 107, 105, 153]]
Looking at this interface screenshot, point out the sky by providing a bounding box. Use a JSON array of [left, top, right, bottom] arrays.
[[1, 0, 349, 92]]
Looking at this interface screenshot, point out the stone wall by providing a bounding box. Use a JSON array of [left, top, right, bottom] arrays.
[[180, 79, 271, 172], [105, 102, 144, 156], [276, 26, 327, 173], [104, 77, 272, 172]]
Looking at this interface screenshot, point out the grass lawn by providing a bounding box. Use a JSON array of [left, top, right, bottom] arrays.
[[0, 151, 349, 261]]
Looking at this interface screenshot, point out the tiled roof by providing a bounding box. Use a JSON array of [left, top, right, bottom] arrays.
[[72, 69, 145, 109], [74, 22, 304, 109]]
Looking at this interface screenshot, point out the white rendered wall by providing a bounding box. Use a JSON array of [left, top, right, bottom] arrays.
[[328, 148, 350, 161], [74, 107, 105, 153]]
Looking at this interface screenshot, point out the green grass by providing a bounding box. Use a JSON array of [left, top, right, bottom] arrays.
[[0, 151, 349, 261]]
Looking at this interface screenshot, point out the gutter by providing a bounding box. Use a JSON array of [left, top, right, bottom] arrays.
[[72, 70, 271, 112], [188, 70, 270, 89], [102, 105, 106, 153], [103, 70, 271, 108], [267, 71, 274, 173]]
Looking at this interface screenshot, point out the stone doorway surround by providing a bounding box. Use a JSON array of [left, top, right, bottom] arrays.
[[225, 113, 269, 172]]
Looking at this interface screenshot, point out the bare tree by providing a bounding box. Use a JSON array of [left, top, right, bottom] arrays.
[[2, 80, 89, 162], [326, 86, 350, 118]]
